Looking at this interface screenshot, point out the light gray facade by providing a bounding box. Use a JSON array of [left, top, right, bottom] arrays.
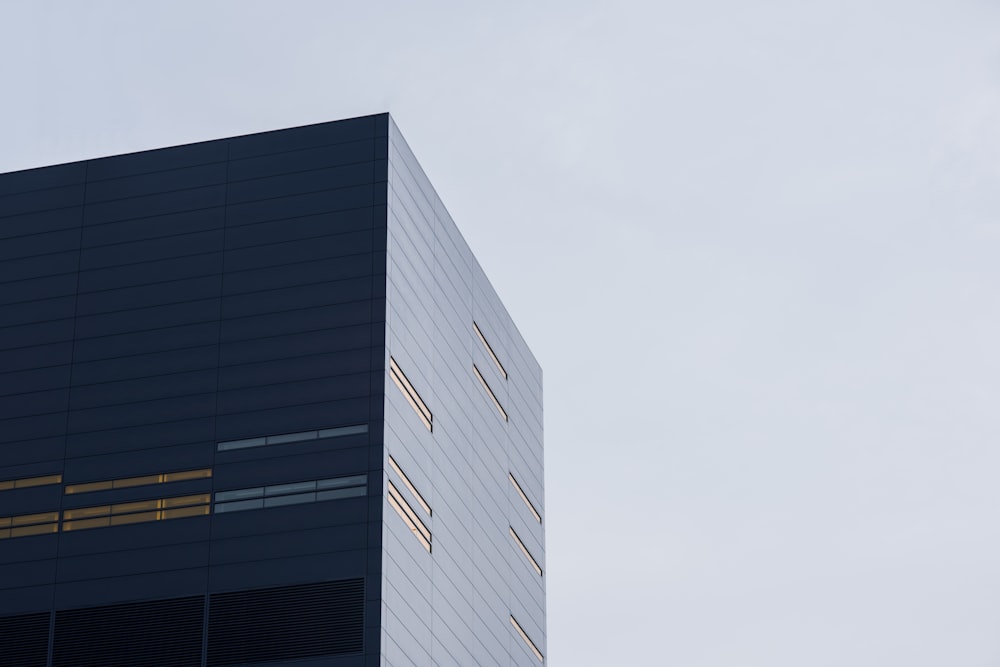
[[381, 118, 546, 666]]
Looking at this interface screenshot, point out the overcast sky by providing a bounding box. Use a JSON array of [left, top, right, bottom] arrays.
[[3, 1, 1000, 665]]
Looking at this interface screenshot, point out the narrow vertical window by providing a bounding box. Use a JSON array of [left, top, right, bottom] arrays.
[[388, 455, 432, 516], [509, 526, 543, 576], [473, 321, 507, 379], [510, 615, 544, 662], [389, 357, 433, 431], [509, 473, 542, 524], [473, 364, 508, 421], [387, 480, 432, 552]]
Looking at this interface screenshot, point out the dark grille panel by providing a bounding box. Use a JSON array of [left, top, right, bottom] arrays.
[[207, 579, 364, 666], [53, 596, 203, 667], [0, 612, 49, 667]]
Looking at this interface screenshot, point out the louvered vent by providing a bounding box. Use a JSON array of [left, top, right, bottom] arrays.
[[0, 611, 49, 667], [53, 596, 203, 667], [207, 578, 364, 666]]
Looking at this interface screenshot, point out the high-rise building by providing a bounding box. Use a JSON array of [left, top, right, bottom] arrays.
[[0, 113, 545, 667]]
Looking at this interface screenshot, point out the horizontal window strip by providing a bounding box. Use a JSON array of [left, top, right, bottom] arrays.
[[473, 364, 508, 421], [509, 526, 543, 576], [510, 615, 544, 662], [386, 480, 431, 552], [64, 467, 211, 495], [214, 474, 367, 514], [217, 423, 368, 452], [387, 455, 431, 516], [62, 493, 210, 531], [509, 473, 542, 523], [389, 357, 432, 431], [0, 511, 60, 539], [473, 321, 508, 379], [0, 473, 62, 491]]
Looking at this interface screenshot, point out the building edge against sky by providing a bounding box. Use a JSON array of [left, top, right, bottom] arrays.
[[0, 112, 545, 666]]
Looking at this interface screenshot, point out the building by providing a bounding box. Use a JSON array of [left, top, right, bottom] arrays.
[[0, 113, 545, 667]]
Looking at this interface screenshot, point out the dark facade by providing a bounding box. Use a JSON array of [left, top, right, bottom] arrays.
[[0, 114, 545, 667]]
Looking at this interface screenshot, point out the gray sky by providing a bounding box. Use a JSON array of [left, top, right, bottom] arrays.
[[3, 1, 1000, 664]]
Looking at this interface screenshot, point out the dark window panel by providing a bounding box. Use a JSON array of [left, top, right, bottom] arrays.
[[86, 162, 228, 203], [0, 342, 73, 374], [0, 436, 65, 469], [213, 448, 367, 490], [77, 252, 223, 293], [0, 184, 85, 218], [87, 139, 228, 181], [0, 251, 79, 284], [0, 161, 86, 196], [71, 345, 218, 385], [0, 318, 75, 352], [63, 441, 211, 484], [64, 417, 215, 457], [223, 231, 373, 272], [0, 228, 81, 261], [216, 375, 371, 414], [0, 412, 67, 444], [83, 185, 225, 226], [82, 206, 225, 247], [0, 388, 68, 420], [73, 298, 220, 339], [75, 275, 222, 316], [218, 350, 371, 391], [207, 552, 366, 594], [226, 186, 374, 228], [72, 321, 218, 362], [0, 273, 78, 306], [0, 206, 83, 240], [227, 116, 376, 159], [218, 325, 372, 366], [69, 369, 217, 410], [0, 560, 56, 590], [56, 543, 211, 583], [67, 393, 217, 433], [227, 163, 375, 205], [219, 301, 372, 343], [0, 295, 76, 328], [214, 398, 370, 441], [224, 207, 374, 249], [221, 278, 372, 320], [222, 254, 374, 296], [79, 229, 225, 270], [227, 139, 374, 181], [209, 525, 367, 565]]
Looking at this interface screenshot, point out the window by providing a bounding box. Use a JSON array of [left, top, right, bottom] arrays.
[[62, 494, 210, 531], [213, 474, 367, 514], [389, 357, 433, 431], [386, 480, 431, 552], [510, 615, 544, 662], [64, 468, 211, 495], [473, 321, 508, 379], [0, 512, 59, 539], [387, 455, 431, 516], [0, 473, 62, 491], [509, 526, 543, 576], [217, 424, 368, 452], [509, 472, 542, 523], [473, 364, 508, 421]]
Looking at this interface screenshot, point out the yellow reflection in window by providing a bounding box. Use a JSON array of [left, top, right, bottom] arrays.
[[62, 493, 211, 532], [0, 473, 63, 491], [0, 511, 60, 539], [65, 468, 212, 495]]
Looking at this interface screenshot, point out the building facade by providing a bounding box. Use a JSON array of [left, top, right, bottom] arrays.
[[0, 114, 545, 667]]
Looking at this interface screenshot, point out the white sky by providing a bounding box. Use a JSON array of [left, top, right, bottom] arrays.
[[3, 1, 1000, 664]]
